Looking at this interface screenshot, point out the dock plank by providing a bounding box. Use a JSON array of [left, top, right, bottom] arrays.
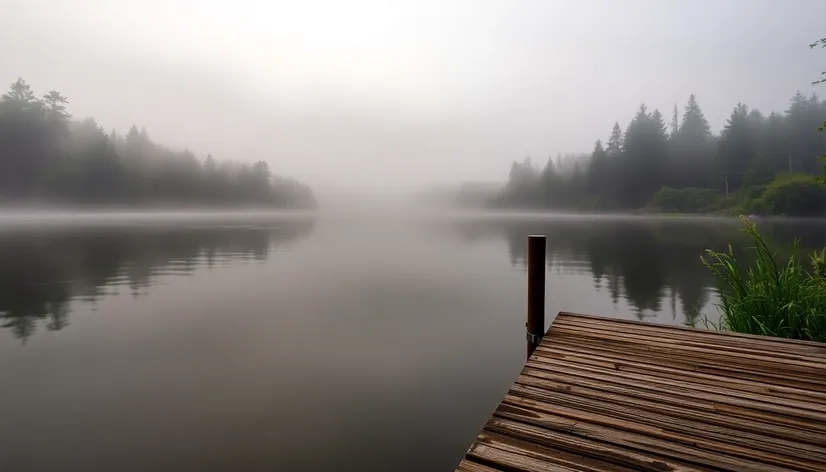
[[534, 342, 826, 399], [456, 312, 826, 472]]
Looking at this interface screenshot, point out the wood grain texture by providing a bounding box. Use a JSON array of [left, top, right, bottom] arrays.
[[455, 312, 826, 472]]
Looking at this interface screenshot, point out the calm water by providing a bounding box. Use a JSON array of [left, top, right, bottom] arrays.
[[1, 211, 825, 471]]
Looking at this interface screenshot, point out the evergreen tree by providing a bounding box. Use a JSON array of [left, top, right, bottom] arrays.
[[606, 122, 623, 155], [3, 78, 40, 111], [40, 90, 72, 188], [785, 91, 826, 173], [667, 94, 714, 189], [500, 157, 540, 207], [718, 103, 759, 193], [541, 156, 555, 178], [652, 108, 668, 137], [618, 104, 668, 208], [670, 104, 679, 138], [204, 154, 216, 172], [681, 94, 711, 138], [42, 91, 70, 122], [570, 161, 585, 198], [743, 111, 789, 187], [587, 139, 609, 193], [0, 78, 47, 197]]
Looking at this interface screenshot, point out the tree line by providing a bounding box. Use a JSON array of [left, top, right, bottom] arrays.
[[0, 78, 316, 208], [494, 91, 826, 216]]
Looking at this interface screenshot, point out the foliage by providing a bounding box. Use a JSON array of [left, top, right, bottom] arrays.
[[812, 37, 826, 85], [820, 155, 826, 184], [727, 185, 769, 215], [0, 78, 316, 208], [813, 248, 826, 280], [649, 187, 720, 214], [701, 218, 826, 342], [758, 173, 826, 216]]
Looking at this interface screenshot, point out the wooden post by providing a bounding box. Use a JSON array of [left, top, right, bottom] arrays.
[[526, 235, 546, 359]]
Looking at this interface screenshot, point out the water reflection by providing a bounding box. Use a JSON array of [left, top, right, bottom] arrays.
[[1, 213, 825, 471], [0, 219, 315, 341], [450, 216, 826, 322]]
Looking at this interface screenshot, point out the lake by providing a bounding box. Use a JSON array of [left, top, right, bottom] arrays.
[[1, 211, 825, 471]]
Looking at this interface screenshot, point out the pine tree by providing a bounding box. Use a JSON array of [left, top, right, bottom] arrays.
[[540, 156, 557, 187], [718, 103, 758, 192], [539, 157, 559, 207], [670, 104, 679, 138], [618, 104, 667, 208], [42, 91, 70, 122], [666, 94, 714, 189], [606, 122, 623, 155], [204, 154, 216, 172], [0, 78, 48, 196], [750, 112, 790, 181], [2, 78, 41, 112], [785, 91, 826, 173], [652, 109, 668, 137], [588, 139, 610, 196], [680, 94, 711, 139]]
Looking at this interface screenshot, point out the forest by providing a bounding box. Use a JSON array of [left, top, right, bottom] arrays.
[[0, 79, 316, 208], [494, 91, 826, 216]]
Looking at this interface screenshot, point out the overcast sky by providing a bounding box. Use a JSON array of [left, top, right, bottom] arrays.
[[2, 0, 825, 190]]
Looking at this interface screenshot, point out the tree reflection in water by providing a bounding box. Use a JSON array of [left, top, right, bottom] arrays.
[[0, 219, 314, 342], [451, 216, 826, 322]]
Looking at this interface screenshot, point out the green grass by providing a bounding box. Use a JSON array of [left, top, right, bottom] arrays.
[[700, 217, 826, 342]]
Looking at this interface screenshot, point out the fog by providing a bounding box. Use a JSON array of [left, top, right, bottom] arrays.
[[3, 0, 825, 192]]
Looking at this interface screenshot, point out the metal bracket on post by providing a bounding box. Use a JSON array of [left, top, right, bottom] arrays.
[[525, 330, 542, 345]]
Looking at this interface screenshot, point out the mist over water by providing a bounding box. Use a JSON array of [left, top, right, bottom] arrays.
[[1, 211, 825, 471]]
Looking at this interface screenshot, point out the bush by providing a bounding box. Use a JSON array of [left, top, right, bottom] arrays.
[[701, 218, 826, 342], [649, 187, 720, 213], [760, 173, 826, 216], [742, 197, 769, 215], [739, 185, 768, 202], [719, 186, 768, 215]]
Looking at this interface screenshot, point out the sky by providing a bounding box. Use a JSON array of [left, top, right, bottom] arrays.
[[2, 0, 825, 190]]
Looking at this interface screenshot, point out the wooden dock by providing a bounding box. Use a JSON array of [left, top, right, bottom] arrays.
[[456, 312, 826, 472]]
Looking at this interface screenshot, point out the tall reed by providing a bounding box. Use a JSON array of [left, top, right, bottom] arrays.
[[701, 217, 826, 342]]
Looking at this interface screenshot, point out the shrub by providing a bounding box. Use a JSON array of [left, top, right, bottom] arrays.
[[701, 217, 826, 342], [742, 197, 769, 215], [760, 173, 826, 216]]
